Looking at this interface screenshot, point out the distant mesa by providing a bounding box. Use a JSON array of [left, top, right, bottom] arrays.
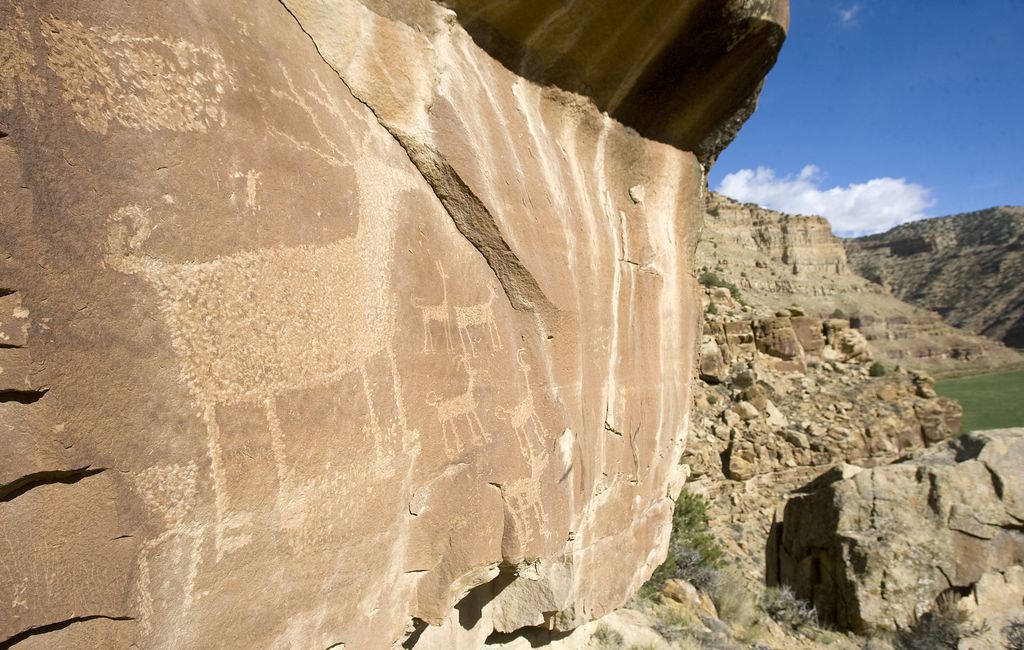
[[845, 206, 1024, 349]]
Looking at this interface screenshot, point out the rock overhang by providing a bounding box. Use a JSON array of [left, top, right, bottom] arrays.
[[437, 0, 790, 165]]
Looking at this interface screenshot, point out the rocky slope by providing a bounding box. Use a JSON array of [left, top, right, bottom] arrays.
[[685, 288, 963, 582], [0, 1, 787, 648], [699, 193, 1023, 375], [845, 207, 1024, 348]]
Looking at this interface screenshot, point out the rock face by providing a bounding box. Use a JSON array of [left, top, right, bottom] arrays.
[[770, 429, 1024, 642], [0, 1, 786, 648], [845, 207, 1024, 348], [699, 193, 1023, 374]]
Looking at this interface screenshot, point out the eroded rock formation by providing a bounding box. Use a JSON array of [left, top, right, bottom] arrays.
[[0, 1, 786, 647], [699, 193, 1023, 374]]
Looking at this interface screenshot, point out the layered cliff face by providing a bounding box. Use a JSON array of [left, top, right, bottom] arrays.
[[845, 207, 1024, 349], [699, 194, 1022, 374], [0, 1, 787, 648]]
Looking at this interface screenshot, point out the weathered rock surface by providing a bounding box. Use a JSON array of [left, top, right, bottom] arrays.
[[845, 206, 1024, 349], [0, 0, 786, 647], [699, 193, 1023, 375], [770, 429, 1024, 642]]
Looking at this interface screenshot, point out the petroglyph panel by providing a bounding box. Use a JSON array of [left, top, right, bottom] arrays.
[[494, 348, 548, 461], [456, 284, 503, 356], [427, 354, 489, 458], [42, 17, 233, 134], [416, 261, 454, 354], [0, 0, 783, 645], [0, 3, 44, 117], [132, 463, 204, 634], [105, 197, 412, 558], [105, 204, 401, 409]]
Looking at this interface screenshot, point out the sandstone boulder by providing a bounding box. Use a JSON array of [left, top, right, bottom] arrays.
[[770, 429, 1024, 634], [699, 338, 729, 384], [753, 317, 803, 361], [957, 566, 1024, 650]]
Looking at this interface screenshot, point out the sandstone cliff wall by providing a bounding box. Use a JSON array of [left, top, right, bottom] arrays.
[[845, 206, 1024, 349], [0, 1, 785, 647]]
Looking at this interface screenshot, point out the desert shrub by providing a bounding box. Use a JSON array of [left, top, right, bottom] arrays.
[[831, 308, 847, 319], [895, 594, 987, 650], [1005, 618, 1024, 650], [761, 586, 817, 631], [639, 491, 724, 599], [649, 602, 700, 643], [706, 302, 719, 315], [698, 270, 743, 302], [869, 362, 887, 377], [592, 624, 625, 648], [712, 568, 759, 632]]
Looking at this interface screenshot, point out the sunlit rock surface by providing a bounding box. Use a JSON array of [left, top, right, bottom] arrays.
[[0, 0, 786, 646]]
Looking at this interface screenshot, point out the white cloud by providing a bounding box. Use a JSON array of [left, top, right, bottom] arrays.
[[715, 165, 935, 236], [838, 4, 862, 25]]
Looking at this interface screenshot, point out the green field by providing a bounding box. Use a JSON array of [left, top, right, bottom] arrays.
[[935, 370, 1024, 433]]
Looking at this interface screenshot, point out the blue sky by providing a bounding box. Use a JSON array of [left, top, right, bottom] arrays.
[[710, 1, 1024, 236]]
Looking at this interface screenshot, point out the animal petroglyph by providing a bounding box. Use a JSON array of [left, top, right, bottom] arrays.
[[263, 64, 361, 170], [132, 463, 203, 634], [494, 349, 547, 459], [456, 284, 503, 356], [502, 478, 549, 548], [0, 2, 44, 118], [229, 169, 262, 212], [414, 261, 453, 353], [105, 190, 410, 558], [41, 17, 234, 134], [426, 355, 489, 457]]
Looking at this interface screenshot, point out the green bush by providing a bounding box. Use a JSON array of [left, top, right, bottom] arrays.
[[639, 491, 723, 599], [831, 308, 846, 319], [698, 270, 743, 302], [706, 302, 719, 315], [869, 362, 887, 377]]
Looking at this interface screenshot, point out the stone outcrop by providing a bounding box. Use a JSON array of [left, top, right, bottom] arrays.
[[699, 193, 1023, 375], [769, 429, 1024, 645], [845, 206, 1024, 348], [0, 1, 786, 648]]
